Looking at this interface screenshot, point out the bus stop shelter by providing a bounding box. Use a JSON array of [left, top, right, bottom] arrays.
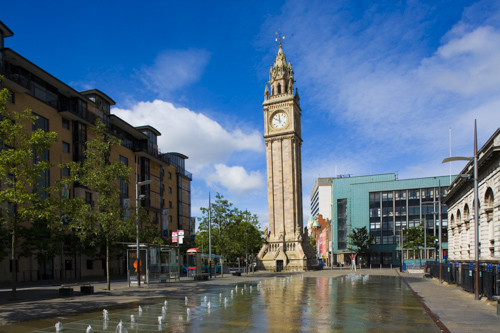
[[126, 243, 180, 285]]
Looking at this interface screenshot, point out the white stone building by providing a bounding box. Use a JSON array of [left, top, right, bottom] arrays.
[[445, 128, 500, 262], [310, 178, 333, 221]]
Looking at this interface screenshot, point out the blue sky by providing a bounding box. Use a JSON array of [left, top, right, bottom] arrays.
[[3, 1, 500, 231]]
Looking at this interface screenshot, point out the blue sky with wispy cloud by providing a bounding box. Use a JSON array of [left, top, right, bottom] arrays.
[[3, 0, 499, 230]]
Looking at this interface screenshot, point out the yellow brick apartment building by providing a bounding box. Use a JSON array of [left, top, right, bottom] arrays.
[[0, 21, 193, 282]]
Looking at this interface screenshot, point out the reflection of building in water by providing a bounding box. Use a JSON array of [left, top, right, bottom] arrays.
[[259, 277, 305, 330], [259, 275, 437, 331]]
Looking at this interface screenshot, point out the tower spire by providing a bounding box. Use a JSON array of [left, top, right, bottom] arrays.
[[268, 32, 294, 97]]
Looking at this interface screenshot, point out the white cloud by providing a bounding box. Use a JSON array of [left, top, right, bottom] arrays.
[[113, 99, 265, 175], [138, 49, 211, 97], [206, 164, 265, 194], [422, 26, 500, 96]]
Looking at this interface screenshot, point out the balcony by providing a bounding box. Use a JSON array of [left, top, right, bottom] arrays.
[[177, 167, 192, 180], [0, 62, 31, 92], [133, 142, 171, 164]]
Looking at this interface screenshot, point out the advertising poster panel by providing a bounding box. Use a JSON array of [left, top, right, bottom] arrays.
[[127, 249, 147, 282]]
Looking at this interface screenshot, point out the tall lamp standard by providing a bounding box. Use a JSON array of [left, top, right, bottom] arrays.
[[442, 120, 479, 300], [400, 227, 405, 272], [136, 179, 155, 287], [330, 203, 333, 269]]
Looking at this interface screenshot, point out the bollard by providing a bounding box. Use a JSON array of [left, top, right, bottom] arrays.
[[390, 264, 392, 269], [380, 264, 382, 269], [370, 264, 371, 270]]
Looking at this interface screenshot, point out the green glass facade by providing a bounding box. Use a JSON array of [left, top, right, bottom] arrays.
[[332, 173, 455, 266]]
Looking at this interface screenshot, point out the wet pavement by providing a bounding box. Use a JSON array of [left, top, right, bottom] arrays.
[[0, 269, 499, 332]]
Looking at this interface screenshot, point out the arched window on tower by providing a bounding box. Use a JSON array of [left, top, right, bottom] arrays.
[[277, 83, 281, 94]]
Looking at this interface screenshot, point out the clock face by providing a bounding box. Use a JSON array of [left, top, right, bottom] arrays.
[[272, 112, 288, 129]]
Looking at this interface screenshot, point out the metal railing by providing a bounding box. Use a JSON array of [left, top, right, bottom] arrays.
[[427, 261, 500, 300]]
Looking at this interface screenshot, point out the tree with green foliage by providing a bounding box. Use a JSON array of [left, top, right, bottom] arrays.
[[64, 119, 133, 290], [196, 193, 263, 263], [0, 86, 58, 299], [347, 226, 375, 266], [309, 231, 317, 254], [231, 212, 263, 265], [404, 221, 437, 266]]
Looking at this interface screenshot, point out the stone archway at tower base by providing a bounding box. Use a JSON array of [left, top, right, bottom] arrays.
[[257, 240, 315, 272]]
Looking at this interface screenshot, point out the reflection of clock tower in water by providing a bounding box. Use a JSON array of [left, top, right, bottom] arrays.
[[257, 39, 314, 271]]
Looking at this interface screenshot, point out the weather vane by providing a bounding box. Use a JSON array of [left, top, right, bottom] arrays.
[[275, 30, 285, 43]]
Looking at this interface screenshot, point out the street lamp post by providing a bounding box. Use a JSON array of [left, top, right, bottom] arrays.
[[400, 228, 405, 272], [423, 216, 427, 262], [437, 179, 442, 284], [442, 120, 479, 300], [136, 178, 155, 287], [330, 203, 334, 269]]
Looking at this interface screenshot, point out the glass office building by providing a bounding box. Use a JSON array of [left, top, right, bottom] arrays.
[[331, 173, 454, 267]]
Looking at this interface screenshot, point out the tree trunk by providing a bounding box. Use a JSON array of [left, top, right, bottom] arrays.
[[11, 202, 18, 300], [11, 227, 17, 300], [106, 239, 111, 290]]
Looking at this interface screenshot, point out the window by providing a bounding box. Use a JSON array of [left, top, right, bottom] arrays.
[[87, 260, 93, 270], [168, 187, 172, 194], [62, 141, 70, 153], [169, 215, 173, 223], [65, 260, 72, 270], [77, 99, 88, 116], [169, 201, 173, 208], [85, 192, 93, 207], [119, 156, 129, 198], [337, 199, 348, 250], [62, 118, 70, 129], [31, 76, 58, 108], [62, 167, 70, 176], [32, 114, 49, 199], [168, 172, 172, 179]]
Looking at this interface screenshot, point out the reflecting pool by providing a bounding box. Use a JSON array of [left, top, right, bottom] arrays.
[[31, 274, 439, 332]]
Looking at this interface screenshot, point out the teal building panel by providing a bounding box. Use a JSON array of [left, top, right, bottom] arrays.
[[331, 174, 454, 262]]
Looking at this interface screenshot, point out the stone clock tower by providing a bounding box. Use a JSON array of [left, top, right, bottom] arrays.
[[257, 40, 314, 271]]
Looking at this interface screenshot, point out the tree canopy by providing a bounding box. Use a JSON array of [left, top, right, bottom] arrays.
[[403, 221, 437, 265], [64, 119, 133, 290], [195, 193, 263, 263], [0, 86, 58, 299], [347, 226, 374, 255]]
